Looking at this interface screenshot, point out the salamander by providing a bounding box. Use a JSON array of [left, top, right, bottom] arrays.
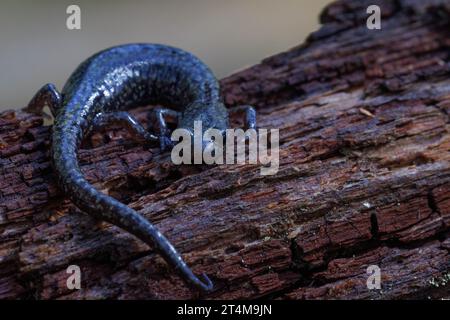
[[25, 43, 256, 293]]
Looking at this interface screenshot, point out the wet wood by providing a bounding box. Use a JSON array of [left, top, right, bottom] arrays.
[[0, 0, 449, 299]]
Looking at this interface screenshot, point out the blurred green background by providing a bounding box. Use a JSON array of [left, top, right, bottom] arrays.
[[0, 0, 332, 110]]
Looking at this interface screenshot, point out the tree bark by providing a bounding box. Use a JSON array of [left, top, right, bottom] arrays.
[[0, 0, 449, 300]]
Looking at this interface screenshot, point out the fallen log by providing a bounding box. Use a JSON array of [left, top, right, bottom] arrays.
[[0, 0, 449, 299]]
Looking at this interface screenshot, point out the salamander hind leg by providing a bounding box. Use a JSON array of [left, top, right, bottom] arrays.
[[148, 107, 180, 151], [228, 105, 256, 130], [25, 83, 62, 118], [91, 111, 159, 144]]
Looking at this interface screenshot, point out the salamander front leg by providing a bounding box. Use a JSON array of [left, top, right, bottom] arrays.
[[25, 83, 62, 118], [228, 105, 257, 130], [149, 107, 180, 151], [91, 111, 158, 144]]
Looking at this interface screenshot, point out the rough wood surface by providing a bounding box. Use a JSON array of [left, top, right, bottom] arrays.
[[0, 0, 449, 300]]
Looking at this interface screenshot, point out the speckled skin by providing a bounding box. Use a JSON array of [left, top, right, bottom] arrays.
[[25, 43, 240, 293], [26, 43, 256, 293]]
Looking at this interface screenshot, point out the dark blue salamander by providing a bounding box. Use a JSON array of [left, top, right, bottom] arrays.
[[25, 43, 256, 293]]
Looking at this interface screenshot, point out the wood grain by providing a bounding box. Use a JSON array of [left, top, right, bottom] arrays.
[[0, 0, 449, 299]]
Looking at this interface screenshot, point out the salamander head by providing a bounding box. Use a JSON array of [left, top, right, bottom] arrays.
[[177, 100, 229, 157]]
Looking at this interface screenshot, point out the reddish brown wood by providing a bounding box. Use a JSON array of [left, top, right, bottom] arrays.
[[0, 0, 449, 299]]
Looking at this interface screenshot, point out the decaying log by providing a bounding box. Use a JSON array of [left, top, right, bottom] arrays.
[[0, 0, 449, 299]]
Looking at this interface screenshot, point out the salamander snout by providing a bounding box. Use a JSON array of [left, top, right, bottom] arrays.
[[174, 127, 225, 161]]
